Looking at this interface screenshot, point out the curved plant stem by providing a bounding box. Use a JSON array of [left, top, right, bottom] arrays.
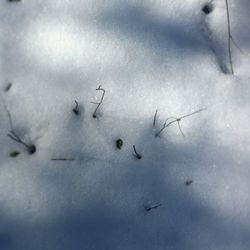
[[92, 85, 105, 118], [133, 145, 142, 159]]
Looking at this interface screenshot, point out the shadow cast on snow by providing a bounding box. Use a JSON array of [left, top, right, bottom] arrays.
[[1, 122, 250, 250]]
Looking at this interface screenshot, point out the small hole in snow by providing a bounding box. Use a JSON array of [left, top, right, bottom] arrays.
[[202, 3, 214, 15]]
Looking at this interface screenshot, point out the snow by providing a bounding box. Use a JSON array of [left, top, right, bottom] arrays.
[[0, 0, 250, 249]]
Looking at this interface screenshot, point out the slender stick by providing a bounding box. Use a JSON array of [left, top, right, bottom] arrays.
[[178, 108, 207, 120], [6, 109, 14, 131], [153, 109, 158, 127], [51, 158, 75, 161], [144, 204, 162, 212], [92, 85, 105, 118], [225, 0, 234, 74]]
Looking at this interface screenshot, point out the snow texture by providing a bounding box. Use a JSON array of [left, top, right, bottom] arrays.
[[0, 0, 250, 249]]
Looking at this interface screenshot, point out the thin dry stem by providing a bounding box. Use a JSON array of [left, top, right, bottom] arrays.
[[153, 109, 158, 127], [51, 158, 75, 161], [225, 0, 234, 74], [92, 85, 105, 118], [133, 145, 142, 159], [144, 204, 162, 212], [6, 109, 36, 154]]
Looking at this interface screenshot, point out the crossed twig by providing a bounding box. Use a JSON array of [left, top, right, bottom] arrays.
[[155, 108, 206, 137]]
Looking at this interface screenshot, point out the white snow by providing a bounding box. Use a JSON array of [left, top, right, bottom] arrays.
[[0, 0, 250, 249]]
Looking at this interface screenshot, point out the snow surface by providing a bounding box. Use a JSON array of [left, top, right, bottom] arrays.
[[0, 0, 250, 249]]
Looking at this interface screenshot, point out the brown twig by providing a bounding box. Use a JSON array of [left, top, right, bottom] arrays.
[[92, 85, 105, 118]]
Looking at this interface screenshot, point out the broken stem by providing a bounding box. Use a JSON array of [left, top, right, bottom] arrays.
[[133, 145, 142, 159]]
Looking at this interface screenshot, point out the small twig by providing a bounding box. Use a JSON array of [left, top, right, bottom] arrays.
[[225, 0, 234, 74], [73, 100, 79, 115], [133, 145, 142, 159], [144, 204, 162, 212], [92, 85, 105, 118], [155, 108, 206, 137], [178, 108, 207, 120], [153, 109, 158, 127], [51, 158, 75, 161]]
